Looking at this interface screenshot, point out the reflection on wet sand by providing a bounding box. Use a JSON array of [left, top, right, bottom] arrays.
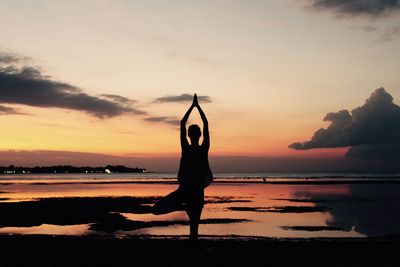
[[226, 206, 330, 213], [281, 226, 344, 231], [0, 224, 91, 235], [1, 182, 399, 238], [294, 183, 400, 237]]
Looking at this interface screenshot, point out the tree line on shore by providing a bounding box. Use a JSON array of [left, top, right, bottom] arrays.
[[0, 165, 147, 174]]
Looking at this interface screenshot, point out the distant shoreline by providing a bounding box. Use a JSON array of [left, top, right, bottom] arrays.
[[0, 165, 147, 174]]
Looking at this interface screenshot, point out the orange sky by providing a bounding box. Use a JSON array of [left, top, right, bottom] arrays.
[[0, 1, 399, 168]]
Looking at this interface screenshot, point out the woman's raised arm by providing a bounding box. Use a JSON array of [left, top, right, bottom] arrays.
[[194, 94, 209, 150], [180, 103, 194, 149]]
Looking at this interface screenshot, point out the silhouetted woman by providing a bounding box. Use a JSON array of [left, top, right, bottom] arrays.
[[153, 94, 213, 241]]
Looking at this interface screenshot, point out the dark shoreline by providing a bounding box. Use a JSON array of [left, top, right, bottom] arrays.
[[1, 234, 400, 266]]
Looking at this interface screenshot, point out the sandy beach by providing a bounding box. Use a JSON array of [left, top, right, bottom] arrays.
[[1, 234, 400, 266]]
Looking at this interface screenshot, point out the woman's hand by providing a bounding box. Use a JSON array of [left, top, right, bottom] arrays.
[[192, 94, 199, 107]]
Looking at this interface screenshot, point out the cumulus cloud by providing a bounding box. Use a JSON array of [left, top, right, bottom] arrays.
[[289, 88, 400, 161], [308, 0, 400, 18], [143, 116, 180, 126], [154, 94, 212, 103], [0, 56, 145, 118]]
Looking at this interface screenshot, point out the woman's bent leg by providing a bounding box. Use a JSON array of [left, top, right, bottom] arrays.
[[152, 189, 184, 215]]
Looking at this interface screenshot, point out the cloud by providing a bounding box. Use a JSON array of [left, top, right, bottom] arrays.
[[360, 25, 400, 42], [289, 88, 400, 161], [380, 26, 400, 41], [289, 109, 353, 149], [0, 60, 145, 118], [0, 51, 205, 127], [306, 1, 400, 42], [100, 94, 137, 105], [154, 94, 212, 103], [361, 25, 378, 32], [308, 0, 400, 18], [143, 116, 180, 126], [345, 144, 400, 160], [0, 52, 27, 64], [0, 105, 24, 115]]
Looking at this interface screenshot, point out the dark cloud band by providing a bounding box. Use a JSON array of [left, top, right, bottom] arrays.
[[0, 64, 145, 118], [308, 0, 400, 17], [0, 51, 211, 127]]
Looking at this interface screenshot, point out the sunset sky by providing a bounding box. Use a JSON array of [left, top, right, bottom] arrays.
[[1, 0, 400, 171]]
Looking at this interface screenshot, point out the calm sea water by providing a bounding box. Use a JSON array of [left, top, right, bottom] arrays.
[[1, 171, 400, 183], [1, 172, 400, 238]]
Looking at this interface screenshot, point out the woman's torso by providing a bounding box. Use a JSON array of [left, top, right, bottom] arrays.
[[178, 145, 213, 188]]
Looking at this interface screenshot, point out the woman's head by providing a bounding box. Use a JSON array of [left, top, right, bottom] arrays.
[[188, 124, 201, 143]]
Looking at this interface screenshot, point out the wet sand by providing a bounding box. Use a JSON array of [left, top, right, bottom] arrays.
[[0, 196, 251, 232], [1, 181, 400, 238], [1, 234, 400, 267]]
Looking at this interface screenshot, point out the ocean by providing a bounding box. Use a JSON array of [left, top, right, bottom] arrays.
[[1, 171, 400, 182]]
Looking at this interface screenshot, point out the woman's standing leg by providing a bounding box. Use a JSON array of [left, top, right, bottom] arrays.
[[187, 206, 202, 241], [186, 189, 204, 241]]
